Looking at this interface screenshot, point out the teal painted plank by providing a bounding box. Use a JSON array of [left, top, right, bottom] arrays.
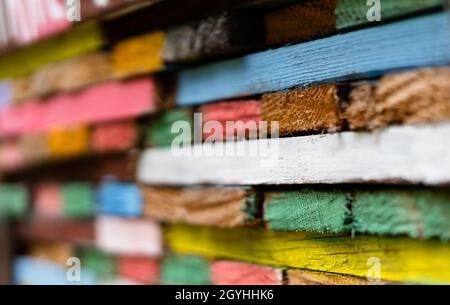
[[176, 12, 450, 106]]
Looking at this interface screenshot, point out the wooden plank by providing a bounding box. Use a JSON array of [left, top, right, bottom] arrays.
[[12, 52, 114, 103], [165, 224, 450, 284], [163, 11, 264, 63], [264, 0, 337, 46], [91, 121, 138, 153], [264, 187, 450, 240], [0, 78, 156, 137], [201, 100, 261, 141], [142, 186, 259, 227], [346, 67, 450, 130], [287, 269, 393, 285], [112, 32, 166, 78], [161, 254, 211, 285], [97, 181, 143, 218], [138, 123, 450, 186], [211, 261, 282, 285], [261, 85, 342, 136], [175, 12, 450, 106], [0, 184, 28, 219], [335, 0, 443, 30], [0, 22, 103, 80], [146, 109, 193, 148], [117, 257, 160, 284], [95, 216, 163, 257]]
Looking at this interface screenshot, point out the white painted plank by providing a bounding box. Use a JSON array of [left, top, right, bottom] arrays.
[[138, 123, 450, 186]]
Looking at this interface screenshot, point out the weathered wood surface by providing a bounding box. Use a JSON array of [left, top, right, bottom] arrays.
[[165, 224, 450, 284], [176, 13, 450, 106], [138, 123, 450, 186]]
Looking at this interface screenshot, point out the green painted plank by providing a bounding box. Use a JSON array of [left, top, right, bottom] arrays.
[[264, 189, 351, 233], [146, 109, 193, 148], [62, 183, 95, 219], [336, 0, 443, 29], [264, 188, 450, 241], [80, 248, 116, 281], [0, 184, 28, 219], [161, 254, 211, 285]]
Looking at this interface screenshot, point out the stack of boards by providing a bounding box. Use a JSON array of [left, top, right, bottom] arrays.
[[0, 0, 450, 285]]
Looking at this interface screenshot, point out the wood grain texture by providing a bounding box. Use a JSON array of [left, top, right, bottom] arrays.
[[138, 123, 450, 186], [265, 0, 337, 45], [163, 11, 264, 63], [287, 269, 391, 285], [176, 12, 450, 106], [211, 261, 282, 285], [335, 0, 443, 30], [261, 85, 342, 136], [264, 188, 450, 240], [142, 187, 259, 228], [165, 224, 450, 284], [112, 32, 165, 78], [201, 100, 261, 141], [346, 67, 450, 130]]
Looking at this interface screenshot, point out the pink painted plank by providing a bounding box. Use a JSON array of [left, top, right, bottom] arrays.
[[211, 261, 282, 285], [200, 100, 261, 140], [0, 78, 155, 136]]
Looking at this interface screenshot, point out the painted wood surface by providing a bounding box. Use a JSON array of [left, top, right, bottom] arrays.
[[14, 256, 96, 285], [335, 0, 443, 29], [142, 186, 259, 228], [61, 183, 95, 219], [80, 248, 117, 281], [211, 261, 282, 285], [146, 109, 193, 148], [118, 257, 160, 284], [91, 121, 137, 153], [287, 269, 391, 285], [165, 224, 450, 284], [0, 78, 156, 137], [0, 184, 28, 219], [48, 125, 90, 159], [161, 254, 211, 285], [0, 22, 103, 80], [95, 216, 162, 257], [138, 123, 450, 186], [112, 32, 165, 78], [176, 12, 450, 106], [97, 181, 143, 218], [0, 81, 12, 109], [201, 100, 261, 141], [264, 188, 450, 240]]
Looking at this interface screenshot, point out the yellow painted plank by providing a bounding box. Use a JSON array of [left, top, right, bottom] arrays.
[[165, 224, 450, 284], [112, 32, 165, 78]]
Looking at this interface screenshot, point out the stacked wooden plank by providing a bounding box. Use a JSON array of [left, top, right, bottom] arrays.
[[1, 0, 449, 285]]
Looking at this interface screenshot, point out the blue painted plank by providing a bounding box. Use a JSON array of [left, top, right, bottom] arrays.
[[176, 12, 450, 106], [14, 256, 97, 285], [96, 181, 143, 218]]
